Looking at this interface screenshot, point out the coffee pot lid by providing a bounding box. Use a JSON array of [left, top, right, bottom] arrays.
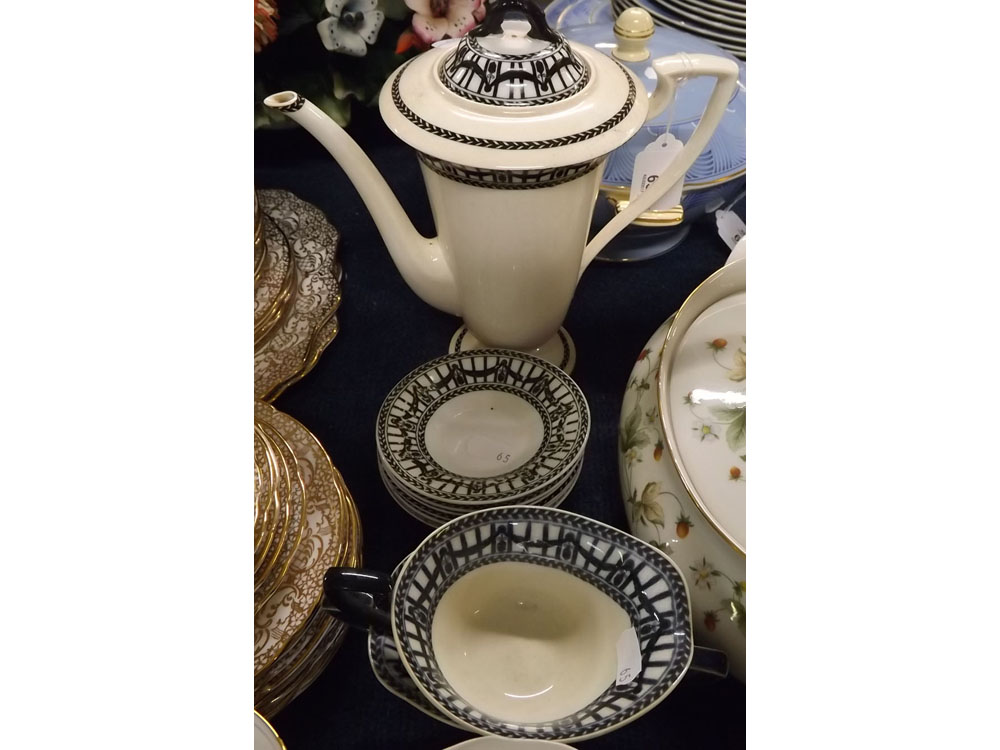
[[441, 0, 589, 106], [379, 0, 650, 170]]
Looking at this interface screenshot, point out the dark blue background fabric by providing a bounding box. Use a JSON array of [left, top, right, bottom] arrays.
[[255, 103, 745, 749]]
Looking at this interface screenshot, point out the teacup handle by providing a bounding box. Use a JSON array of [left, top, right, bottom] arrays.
[[580, 53, 740, 273], [322, 567, 392, 633], [690, 646, 730, 680]]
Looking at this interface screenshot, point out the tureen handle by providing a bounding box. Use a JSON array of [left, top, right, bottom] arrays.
[[580, 53, 740, 274]]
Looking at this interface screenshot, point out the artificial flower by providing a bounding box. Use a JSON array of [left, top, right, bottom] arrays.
[[317, 0, 386, 57], [254, 0, 280, 53], [406, 0, 484, 46]]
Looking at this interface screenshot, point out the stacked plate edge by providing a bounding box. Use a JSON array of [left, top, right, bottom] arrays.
[[375, 350, 591, 527], [253, 400, 363, 717]]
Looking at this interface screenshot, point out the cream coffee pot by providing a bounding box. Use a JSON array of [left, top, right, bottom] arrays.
[[265, 0, 739, 367]]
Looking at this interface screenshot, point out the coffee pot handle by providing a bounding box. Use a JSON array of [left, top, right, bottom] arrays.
[[580, 53, 740, 274], [322, 567, 393, 633]]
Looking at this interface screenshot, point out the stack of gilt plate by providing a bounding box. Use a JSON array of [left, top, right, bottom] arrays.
[[611, 0, 746, 59], [254, 189, 344, 402], [254, 400, 362, 717]]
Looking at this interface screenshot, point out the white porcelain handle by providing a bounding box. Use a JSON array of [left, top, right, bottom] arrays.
[[580, 53, 740, 273]]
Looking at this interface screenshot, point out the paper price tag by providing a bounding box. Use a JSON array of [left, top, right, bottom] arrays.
[[615, 627, 642, 686], [628, 133, 685, 213], [715, 209, 746, 251]]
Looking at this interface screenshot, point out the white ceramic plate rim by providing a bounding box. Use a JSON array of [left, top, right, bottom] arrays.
[[253, 711, 286, 750]]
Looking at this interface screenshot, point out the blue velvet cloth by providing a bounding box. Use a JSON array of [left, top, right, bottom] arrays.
[[255, 103, 746, 750]]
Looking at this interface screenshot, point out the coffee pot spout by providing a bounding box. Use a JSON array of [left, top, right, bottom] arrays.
[[262, 92, 461, 316]]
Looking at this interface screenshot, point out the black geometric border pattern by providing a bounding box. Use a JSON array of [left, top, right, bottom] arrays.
[[376, 350, 589, 501], [271, 94, 305, 112], [379, 452, 583, 528], [393, 507, 692, 740], [453, 327, 572, 370], [392, 59, 636, 151], [440, 38, 590, 106], [417, 153, 602, 190], [369, 631, 463, 727]]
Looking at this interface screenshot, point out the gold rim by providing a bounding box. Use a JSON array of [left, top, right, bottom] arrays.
[[254, 217, 298, 345], [600, 190, 684, 227], [252, 454, 267, 559], [254, 265, 297, 346], [255, 624, 349, 718], [253, 401, 354, 675], [256, 611, 336, 701], [255, 191, 342, 401], [253, 449, 277, 574], [599, 166, 747, 225], [253, 427, 281, 569], [655, 259, 746, 558], [255, 487, 360, 704], [261, 275, 343, 402], [254, 421, 309, 612], [253, 710, 287, 750], [253, 214, 294, 332], [253, 425, 291, 591]]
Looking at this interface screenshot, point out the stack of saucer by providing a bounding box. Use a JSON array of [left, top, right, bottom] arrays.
[[254, 400, 363, 717], [375, 350, 590, 526]]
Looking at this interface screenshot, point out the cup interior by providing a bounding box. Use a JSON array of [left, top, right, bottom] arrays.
[[432, 559, 631, 724], [392, 507, 692, 741]]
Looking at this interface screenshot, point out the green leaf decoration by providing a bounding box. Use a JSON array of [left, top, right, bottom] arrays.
[[708, 404, 744, 423], [639, 482, 665, 527], [640, 481, 659, 505], [726, 411, 746, 454], [728, 348, 746, 382], [728, 597, 746, 632], [619, 406, 651, 454]]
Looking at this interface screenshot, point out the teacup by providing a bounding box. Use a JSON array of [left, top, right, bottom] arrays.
[[324, 506, 727, 742]]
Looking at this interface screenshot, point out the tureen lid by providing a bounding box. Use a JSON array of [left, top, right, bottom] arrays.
[[379, 0, 650, 170]]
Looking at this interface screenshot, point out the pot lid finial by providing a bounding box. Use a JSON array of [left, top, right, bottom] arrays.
[[440, 0, 590, 106]]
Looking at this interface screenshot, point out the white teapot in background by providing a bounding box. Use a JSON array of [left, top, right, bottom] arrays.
[[265, 0, 738, 368]]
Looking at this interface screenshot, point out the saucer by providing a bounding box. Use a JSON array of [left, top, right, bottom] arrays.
[[450, 326, 576, 374], [370, 629, 464, 729], [254, 711, 286, 750], [376, 350, 590, 506], [254, 189, 343, 401], [378, 454, 583, 527]]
